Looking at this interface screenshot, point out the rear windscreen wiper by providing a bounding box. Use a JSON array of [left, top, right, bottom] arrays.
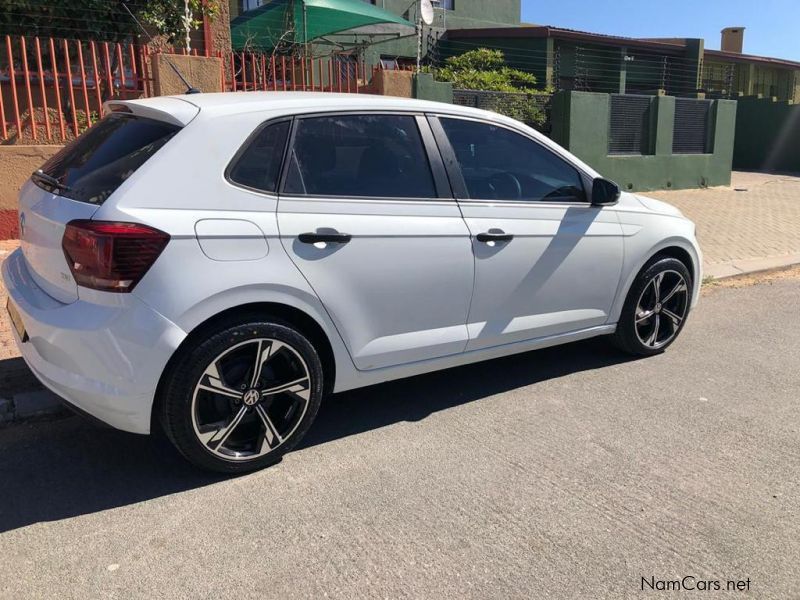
[[32, 169, 72, 192]]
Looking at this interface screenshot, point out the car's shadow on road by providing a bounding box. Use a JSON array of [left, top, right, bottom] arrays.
[[0, 338, 636, 533]]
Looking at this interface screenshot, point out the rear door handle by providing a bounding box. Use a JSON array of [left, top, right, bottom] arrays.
[[298, 232, 352, 244], [476, 231, 514, 243]]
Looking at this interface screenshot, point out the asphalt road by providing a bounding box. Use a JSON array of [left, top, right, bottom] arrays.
[[1, 275, 799, 599]]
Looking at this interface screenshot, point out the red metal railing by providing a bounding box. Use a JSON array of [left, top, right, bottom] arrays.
[[1, 34, 155, 143], [226, 51, 367, 94], [1, 33, 389, 143]]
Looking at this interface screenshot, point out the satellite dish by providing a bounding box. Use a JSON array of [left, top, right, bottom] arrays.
[[420, 0, 434, 26]]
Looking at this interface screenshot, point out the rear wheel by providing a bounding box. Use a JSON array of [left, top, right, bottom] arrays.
[[611, 257, 692, 356], [159, 320, 323, 473]]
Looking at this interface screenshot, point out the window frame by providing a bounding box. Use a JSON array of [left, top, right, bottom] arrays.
[[224, 116, 293, 196], [277, 110, 453, 202], [427, 114, 594, 206]]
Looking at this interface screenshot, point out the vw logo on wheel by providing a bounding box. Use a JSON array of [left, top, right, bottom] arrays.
[[242, 389, 261, 406]]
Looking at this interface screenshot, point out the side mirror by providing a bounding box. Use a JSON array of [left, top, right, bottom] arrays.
[[591, 178, 621, 206]]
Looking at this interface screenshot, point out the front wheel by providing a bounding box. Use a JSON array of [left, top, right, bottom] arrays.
[[159, 319, 323, 474], [611, 257, 692, 356]]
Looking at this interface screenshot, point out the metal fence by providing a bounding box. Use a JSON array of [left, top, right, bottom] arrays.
[[228, 51, 371, 94], [608, 94, 652, 155], [1, 34, 156, 142], [604, 93, 714, 156], [452, 89, 552, 134], [673, 98, 712, 154], [0, 34, 371, 143]]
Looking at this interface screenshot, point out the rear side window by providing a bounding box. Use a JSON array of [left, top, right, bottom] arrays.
[[227, 120, 290, 193], [36, 113, 180, 205], [283, 114, 437, 199]]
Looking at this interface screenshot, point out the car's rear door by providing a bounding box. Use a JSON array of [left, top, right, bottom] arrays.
[[277, 112, 474, 370], [430, 115, 624, 351]]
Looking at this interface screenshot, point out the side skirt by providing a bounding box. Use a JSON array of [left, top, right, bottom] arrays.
[[333, 324, 617, 393]]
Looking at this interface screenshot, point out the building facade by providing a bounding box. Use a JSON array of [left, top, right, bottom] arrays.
[[440, 26, 800, 102]]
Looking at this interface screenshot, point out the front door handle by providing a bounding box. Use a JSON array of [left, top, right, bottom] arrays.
[[476, 230, 514, 243], [298, 231, 352, 244]]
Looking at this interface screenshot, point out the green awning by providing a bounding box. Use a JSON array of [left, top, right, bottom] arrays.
[[231, 0, 415, 51]]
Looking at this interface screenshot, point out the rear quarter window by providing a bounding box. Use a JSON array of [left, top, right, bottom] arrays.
[[226, 120, 291, 193], [35, 113, 180, 205]]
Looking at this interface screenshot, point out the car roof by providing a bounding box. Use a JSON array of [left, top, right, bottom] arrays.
[[120, 91, 510, 122], [112, 91, 602, 179]]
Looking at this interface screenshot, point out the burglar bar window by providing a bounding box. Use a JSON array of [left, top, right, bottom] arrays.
[[673, 98, 713, 154], [608, 94, 652, 155]]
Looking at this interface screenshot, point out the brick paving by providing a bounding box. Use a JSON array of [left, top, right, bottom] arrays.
[[648, 172, 800, 269]]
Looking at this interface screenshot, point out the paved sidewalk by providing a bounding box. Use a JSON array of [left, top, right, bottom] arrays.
[[648, 171, 800, 278]]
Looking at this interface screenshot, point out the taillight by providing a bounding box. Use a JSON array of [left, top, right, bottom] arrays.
[[62, 220, 170, 293]]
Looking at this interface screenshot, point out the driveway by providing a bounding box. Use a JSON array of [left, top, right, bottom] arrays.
[[1, 269, 798, 599]]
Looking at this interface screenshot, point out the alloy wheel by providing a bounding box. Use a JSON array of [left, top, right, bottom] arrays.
[[634, 270, 689, 349], [191, 338, 312, 461]]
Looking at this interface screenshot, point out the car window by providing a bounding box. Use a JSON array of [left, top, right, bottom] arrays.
[[439, 118, 586, 203], [283, 114, 437, 199], [228, 120, 290, 193], [36, 113, 180, 205]]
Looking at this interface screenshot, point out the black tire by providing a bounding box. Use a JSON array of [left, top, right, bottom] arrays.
[[611, 257, 692, 356], [159, 318, 324, 474]]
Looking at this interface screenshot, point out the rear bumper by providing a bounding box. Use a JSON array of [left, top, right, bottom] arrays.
[[2, 249, 185, 434]]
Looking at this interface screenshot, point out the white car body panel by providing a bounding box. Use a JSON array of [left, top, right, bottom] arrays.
[[277, 197, 474, 370], [17, 181, 98, 303], [459, 201, 623, 350], [3, 92, 702, 435]]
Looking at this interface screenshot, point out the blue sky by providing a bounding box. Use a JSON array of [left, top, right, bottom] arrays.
[[521, 0, 800, 62]]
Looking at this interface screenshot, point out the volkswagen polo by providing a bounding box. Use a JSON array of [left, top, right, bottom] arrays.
[[3, 92, 701, 472]]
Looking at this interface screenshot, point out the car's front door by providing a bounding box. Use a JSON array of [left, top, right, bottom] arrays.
[[277, 113, 474, 370], [430, 115, 624, 352]]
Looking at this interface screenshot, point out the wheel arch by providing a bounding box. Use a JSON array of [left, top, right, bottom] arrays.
[[648, 245, 697, 286], [151, 301, 341, 434], [611, 238, 701, 323]]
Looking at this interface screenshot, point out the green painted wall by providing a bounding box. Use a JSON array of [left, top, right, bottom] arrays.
[[413, 72, 454, 103], [733, 97, 800, 172], [551, 91, 736, 191]]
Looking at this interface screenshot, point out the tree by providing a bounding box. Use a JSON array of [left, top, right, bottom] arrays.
[[0, 0, 220, 47], [140, 0, 221, 48], [431, 48, 548, 128]]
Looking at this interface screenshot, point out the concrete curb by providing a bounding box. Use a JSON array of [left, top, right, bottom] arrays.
[[0, 389, 66, 425], [704, 253, 800, 280]]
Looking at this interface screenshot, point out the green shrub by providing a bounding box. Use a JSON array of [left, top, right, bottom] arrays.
[[430, 48, 549, 127]]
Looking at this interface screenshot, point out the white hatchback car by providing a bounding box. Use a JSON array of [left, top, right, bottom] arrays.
[[3, 92, 701, 472]]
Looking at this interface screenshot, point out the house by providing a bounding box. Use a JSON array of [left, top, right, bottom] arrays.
[[440, 26, 800, 102], [230, 0, 522, 69]]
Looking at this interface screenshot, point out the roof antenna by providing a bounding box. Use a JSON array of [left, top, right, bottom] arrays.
[[121, 1, 201, 94]]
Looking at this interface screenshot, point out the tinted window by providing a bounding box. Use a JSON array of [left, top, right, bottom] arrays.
[[36, 114, 180, 205], [228, 120, 290, 192], [440, 118, 586, 202], [284, 115, 437, 198]]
